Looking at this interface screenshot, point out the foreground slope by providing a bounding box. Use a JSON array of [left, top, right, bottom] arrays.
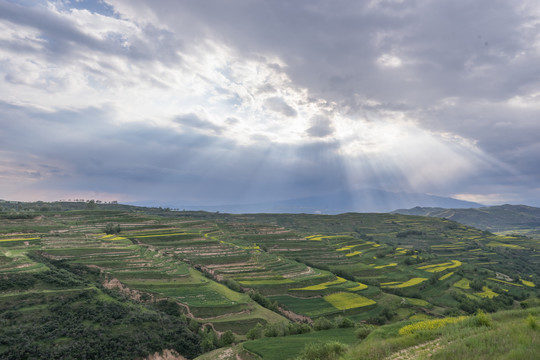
[[344, 306, 540, 360]]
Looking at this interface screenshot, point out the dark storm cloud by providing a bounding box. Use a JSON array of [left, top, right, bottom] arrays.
[[127, 1, 540, 114]]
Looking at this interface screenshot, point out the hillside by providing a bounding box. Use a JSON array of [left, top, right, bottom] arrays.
[[393, 204, 540, 238], [1, 202, 539, 359], [343, 306, 540, 360]]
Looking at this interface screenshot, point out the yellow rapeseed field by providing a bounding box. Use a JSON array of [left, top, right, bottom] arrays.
[[438, 272, 454, 281], [476, 286, 498, 298], [336, 244, 360, 251], [453, 278, 470, 289], [0, 237, 40, 242], [398, 316, 468, 335], [488, 278, 523, 287], [418, 260, 462, 273], [382, 277, 428, 288], [291, 277, 347, 291], [347, 282, 368, 291], [380, 281, 400, 286], [324, 292, 376, 310], [374, 263, 397, 269], [521, 279, 535, 287], [134, 233, 195, 238]]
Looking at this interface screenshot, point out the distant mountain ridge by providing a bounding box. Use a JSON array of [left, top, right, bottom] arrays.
[[392, 204, 540, 236], [145, 189, 483, 214]]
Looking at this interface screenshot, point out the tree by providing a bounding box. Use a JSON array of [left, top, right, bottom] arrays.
[[86, 200, 97, 210], [219, 330, 235, 346], [246, 323, 263, 340], [470, 279, 484, 291], [104, 223, 121, 235]]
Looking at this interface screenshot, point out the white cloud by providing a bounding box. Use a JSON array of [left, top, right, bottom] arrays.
[[376, 53, 402, 68]]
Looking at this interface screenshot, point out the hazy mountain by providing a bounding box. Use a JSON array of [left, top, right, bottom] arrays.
[[142, 189, 483, 214], [392, 204, 540, 235]]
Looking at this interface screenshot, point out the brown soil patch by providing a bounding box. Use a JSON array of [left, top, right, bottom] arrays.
[[144, 349, 187, 360], [11, 263, 34, 269], [283, 266, 314, 279], [102, 276, 146, 302], [278, 306, 313, 324]]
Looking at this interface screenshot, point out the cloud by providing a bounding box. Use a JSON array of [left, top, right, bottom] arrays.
[[264, 97, 297, 117], [174, 113, 224, 134], [1, 0, 539, 206], [306, 115, 334, 138]]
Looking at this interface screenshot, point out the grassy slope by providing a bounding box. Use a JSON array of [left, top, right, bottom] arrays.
[[344, 307, 540, 360]]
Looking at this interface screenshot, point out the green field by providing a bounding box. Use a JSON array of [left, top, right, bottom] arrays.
[[242, 328, 358, 360]]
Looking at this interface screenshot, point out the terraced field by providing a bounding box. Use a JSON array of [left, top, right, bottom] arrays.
[[1, 205, 539, 359]]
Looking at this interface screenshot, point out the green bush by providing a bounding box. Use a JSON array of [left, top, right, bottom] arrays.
[[287, 322, 312, 335], [334, 316, 355, 328], [219, 330, 235, 346], [526, 314, 538, 330], [355, 324, 376, 339], [472, 309, 492, 327], [246, 323, 263, 340], [314, 317, 335, 331], [264, 323, 282, 337], [104, 223, 121, 235], [295, 341, 348, 360]]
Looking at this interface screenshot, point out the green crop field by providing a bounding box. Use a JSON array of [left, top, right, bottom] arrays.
[[242, 328, 358, 360]]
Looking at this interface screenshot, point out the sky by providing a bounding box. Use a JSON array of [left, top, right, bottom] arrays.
[[1, 0, 540, 207]]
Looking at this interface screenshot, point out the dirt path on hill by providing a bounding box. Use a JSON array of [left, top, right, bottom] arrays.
[[384, 340, 443, 360]]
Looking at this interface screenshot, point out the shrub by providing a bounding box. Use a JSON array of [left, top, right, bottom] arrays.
[[104, 223, 121, 235], [249, 291, 278, 311], [219, 330, 235, 346], [223, 279, 242, 292], [355, 324, 376, 339], [470, 279, 484, 291], [526, 314, 538, 330], [295, 341, 348, 360], [472, 309, 492, 327], [246, 323, 263, 340], [314, 317, 335, 331], [334, 316, 355, 328], [264, 323, 284, 337], [287, 322, 312, 335]]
